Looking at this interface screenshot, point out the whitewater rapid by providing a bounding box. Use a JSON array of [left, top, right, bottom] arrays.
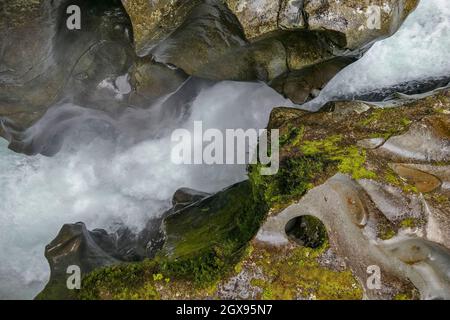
[[0, 82, 292, 299]]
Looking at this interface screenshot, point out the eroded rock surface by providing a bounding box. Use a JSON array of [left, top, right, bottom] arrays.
[[1, 0, 135, 153], [253, 89, 450, 299], [222, 0, 419, 48]]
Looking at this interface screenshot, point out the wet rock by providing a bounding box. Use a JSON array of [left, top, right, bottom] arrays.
[[37, 222, 119, 300], [256, 174, 450, 299], [0, 0, 135, 152], [377, 115, 450, 162], [129, 57, 189, 106], [37, 216, 168, 300], [195, 30, 347, 82], [358, 179, 423, 222], [251, 89, 450, 299], [343, 77, 450, 103], [121, 0, 202, 56], [172, 187, 211, 210], [357, 137, 386, 149], [149, 0, 247, 75], [223, 0, 418, 49], [161, 180, 263, 259], [381, 238, 450, 300], [403, 164, 450, 195], [279, 0, 308, 30], [391, 164, 442, 193], [270, 56, 356, 103]]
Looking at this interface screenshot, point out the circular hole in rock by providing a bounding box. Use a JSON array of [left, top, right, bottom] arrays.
[[285, 215, 328, 249]]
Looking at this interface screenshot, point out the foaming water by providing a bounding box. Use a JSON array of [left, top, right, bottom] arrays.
[[303, 0, 450, 110], [0, 81, 293, 299]]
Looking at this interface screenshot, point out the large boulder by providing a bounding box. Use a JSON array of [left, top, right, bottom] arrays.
[[36, 223, 120, 300], [251, 88, 450, 299], [149, 0, 247, 75], [121, 0, 204, 56], [270, 56, 356, 104], [224, 0, 419, 49]]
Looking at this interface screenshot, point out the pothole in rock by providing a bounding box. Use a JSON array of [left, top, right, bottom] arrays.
[[285, 215, 328, 249]]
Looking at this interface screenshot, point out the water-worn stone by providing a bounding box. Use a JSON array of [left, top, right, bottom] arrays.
[[37, 223, 119, 300], [304, 0, 420, 49], [195, 29, 347, 82], [270, 56, 356, 103], [0, 0, 135, 153], [149, 0, 247, 75], [172, 187, 211, 210], [377, 115, 450, 162], [222, 0, 418, 49], [391, 164, 442, 193]]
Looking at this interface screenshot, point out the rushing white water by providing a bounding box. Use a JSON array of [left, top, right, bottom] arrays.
[[303, 0, 450, 110], [0, 81, 293, 299]]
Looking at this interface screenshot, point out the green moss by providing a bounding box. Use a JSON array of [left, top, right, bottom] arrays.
[[287, 215, 328, 249], [359, 108, 385, 126], [79, 260, 161, 300], [301, 137, 375, 179], [300, 135, 376, 180], [250, 244, 363, 300], [158, 181, 268, 287], [393, 293, 411, 300], [383, 168, 420, 194], [79, 180, 269, 299], [249, 155, 329, 207], [400, 218, 420, 229], [358, 107, 413, 139], [431, 194, 449, 204], [385, 169, 402, 186], [279, 125, 304, 147], [250, 134, 375, 210], [335, 147, 377, 180]]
